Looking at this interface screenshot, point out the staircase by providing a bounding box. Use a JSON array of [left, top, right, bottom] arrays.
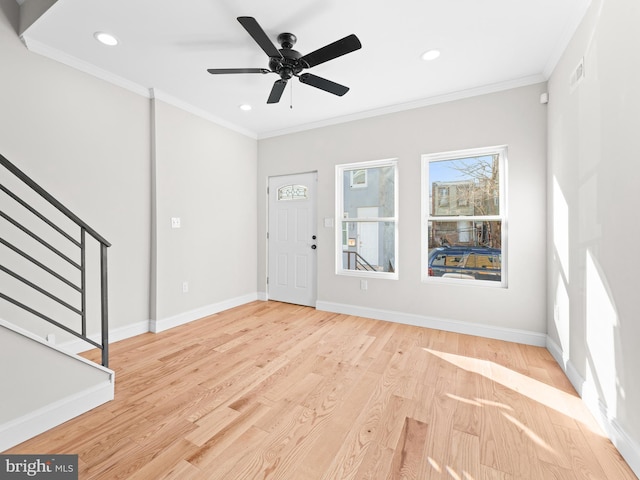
[[0, 153, 114, 451]]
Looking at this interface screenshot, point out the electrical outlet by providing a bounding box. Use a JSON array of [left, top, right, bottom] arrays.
[[171, 217, 181, 229], [182, 281, 189, 293]]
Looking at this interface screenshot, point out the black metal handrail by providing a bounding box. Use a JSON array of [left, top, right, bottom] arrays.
[[344, 250, 377, 272], [0, 153, 110, 367]]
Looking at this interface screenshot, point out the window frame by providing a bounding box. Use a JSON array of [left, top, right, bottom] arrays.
[[421, 145, 508, 287], [336, 158, 399, 279]]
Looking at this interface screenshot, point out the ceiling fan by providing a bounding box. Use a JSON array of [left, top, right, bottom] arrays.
[[207, 17, 362, 104]]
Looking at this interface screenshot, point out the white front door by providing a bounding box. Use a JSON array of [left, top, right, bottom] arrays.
[[357, 207, 379, 267], [268, 172, 317, 307]]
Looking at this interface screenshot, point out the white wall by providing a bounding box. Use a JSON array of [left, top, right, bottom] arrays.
[[151, 99, 258, 323], [0, 321, 113, 451], [0, 0, 260, 443], [258, 83, 548, 338], [547, 0, 640, 471], [1, 0, 637, 471], [0, 0, 151, 340], [0, 0, 259, 341]]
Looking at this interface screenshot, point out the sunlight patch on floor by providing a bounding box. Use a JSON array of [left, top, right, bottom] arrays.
[[502, 412, 554, 453], [423, 347, 605, 437]]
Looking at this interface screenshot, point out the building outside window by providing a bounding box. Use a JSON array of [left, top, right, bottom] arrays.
[[336, 159, 398, 278], [422, 146, 507, 286]]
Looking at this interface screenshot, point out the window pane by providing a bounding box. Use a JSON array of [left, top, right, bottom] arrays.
[[343, 165, 395, 218], [429, 155, 500, 216], [341, 221, 395, 273], [427, 220, 502, 281], [429, 220, 502, 249]]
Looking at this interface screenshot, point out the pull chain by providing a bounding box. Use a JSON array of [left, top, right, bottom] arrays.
[[290, 81, 294, 109]]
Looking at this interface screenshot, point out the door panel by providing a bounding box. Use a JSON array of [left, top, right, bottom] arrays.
[[357, 207, 379, 267], [268, 173, 317, 306]]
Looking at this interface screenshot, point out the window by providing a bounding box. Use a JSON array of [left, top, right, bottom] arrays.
[[422, 146, 507, 286], [456, 184, 470, 207], [350, 169, 367, 188], [437, 186, 449, 207], [277, 184, 308, 201], [336, 159, 398, 278]]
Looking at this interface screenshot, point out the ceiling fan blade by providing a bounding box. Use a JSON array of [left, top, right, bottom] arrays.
[[267, 79, 287, 104], [298, 73, 349, 96], [300, 34, 361, 69], [207, 68, 270, 74], [237, 16, 283, 59]]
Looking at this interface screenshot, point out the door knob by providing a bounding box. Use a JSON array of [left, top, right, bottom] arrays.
[[312, 235, 317, 240]]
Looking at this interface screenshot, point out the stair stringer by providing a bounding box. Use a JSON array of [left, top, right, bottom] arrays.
[[0, 318, 114, 452]]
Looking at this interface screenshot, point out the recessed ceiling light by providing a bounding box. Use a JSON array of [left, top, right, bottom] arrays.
[[239, 104, 252, 111], [94, 32, 119, 46], [421, 49, 441, 61]]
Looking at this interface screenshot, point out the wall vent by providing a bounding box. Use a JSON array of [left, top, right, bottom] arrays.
[[570, 57, 585, 92]]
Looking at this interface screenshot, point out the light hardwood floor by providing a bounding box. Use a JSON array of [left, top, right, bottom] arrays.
[[6, 301, 637, 479]]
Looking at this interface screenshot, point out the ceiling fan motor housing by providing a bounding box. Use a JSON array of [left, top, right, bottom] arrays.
[[269, 32, 303, 80]]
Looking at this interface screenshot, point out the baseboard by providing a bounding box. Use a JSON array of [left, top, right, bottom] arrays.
[[257, 291, 268, 301], [316, 301, 547, 347], [57, 319, 151, 355], [151, 293, 260, 333], [9, 293, 264, 354], [0, 379, 114, 452], [546, 337, 640, 477]]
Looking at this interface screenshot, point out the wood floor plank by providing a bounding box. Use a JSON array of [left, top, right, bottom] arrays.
[[320, 361, 411, 479], [577, 419, 639, 480], [448, 429, 480, 480], [553, 424, 609, 480], [299, 370, 381, 478], [186, 401, 272, 471], [4, 301, 636, 480], [388, 417, 430, 480], [354, 441, 396, 480]]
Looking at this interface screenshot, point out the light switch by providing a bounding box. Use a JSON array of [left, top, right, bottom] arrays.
[[324, 217, 334, 228], [171, 217, 181, 229]]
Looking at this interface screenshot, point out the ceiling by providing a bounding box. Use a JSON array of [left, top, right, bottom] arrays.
[[17, 0, 590, 138]]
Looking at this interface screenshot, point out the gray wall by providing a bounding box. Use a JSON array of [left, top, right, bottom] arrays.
[[547, 0, 640, 465], [258, 83, 548, 333]]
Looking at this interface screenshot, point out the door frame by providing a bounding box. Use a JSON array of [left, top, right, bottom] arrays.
[[266, 171, 318, 306]]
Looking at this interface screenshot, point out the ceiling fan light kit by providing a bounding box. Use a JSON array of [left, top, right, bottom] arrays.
[[207, 16, 361, 105]]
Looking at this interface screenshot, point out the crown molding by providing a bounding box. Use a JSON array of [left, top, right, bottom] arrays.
[[258, 74, 546, 139], [20, 35, 150, 97], [542, 0, 593, 78], [150, 89, 257, 139]]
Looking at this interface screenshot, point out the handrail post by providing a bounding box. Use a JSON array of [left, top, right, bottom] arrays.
[[80, 229, 87, 337], [100, 243, 109, 368]]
